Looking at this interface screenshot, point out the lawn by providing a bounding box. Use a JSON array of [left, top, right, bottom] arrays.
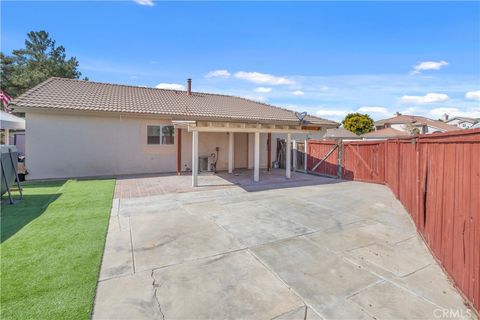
[[1, 179, 115, 320]]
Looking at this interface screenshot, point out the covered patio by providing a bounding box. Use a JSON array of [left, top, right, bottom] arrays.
[[174, 120, 316, 187]]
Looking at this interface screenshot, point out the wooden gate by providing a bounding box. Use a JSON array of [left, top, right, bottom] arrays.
[[307, 141, 341, 178]]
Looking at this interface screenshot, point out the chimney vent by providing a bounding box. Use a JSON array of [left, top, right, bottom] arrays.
[[187, 78, 192, 96]]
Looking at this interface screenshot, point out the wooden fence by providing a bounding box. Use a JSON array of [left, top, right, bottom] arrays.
[[307, 129, 480, 312]]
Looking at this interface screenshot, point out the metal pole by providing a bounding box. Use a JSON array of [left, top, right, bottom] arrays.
[[8, 148, 23, 199], [1, 160, 14, 204]]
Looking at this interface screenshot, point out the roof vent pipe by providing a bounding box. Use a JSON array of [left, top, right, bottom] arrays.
[[187, 78, 192, 96]]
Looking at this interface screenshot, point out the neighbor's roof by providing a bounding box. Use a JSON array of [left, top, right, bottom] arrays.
[[446, 117, 479, 124], [362, 127, 410, 138], [324, 127, 361, 139], [11, 77, 337, 127], [375, 114, 459, 132], [375, 114, 460, 131]]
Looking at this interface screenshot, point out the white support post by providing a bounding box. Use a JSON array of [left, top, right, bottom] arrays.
[[292, 140, 297, 171], [286, 133, 291, 179], [228, 132, 234, 174], [192, 131, 199, 187], [254, 132, 260, 182], [304, 139, 308, 173], [4, 129, 9, 145]]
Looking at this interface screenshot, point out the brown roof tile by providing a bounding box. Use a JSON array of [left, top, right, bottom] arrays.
[[12, 77, 338, 126], [362, 127, 411, 138], [374, 114, 460, 132]]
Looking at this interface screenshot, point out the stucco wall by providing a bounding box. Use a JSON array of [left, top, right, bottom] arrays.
[[26, 110, 327, 179], [26, 111, 177, 179]]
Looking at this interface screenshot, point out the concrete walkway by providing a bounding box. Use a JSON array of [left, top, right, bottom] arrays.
[[93, 172, 475, 320]]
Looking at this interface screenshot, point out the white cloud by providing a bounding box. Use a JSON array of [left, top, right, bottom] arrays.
[[357, 106, 389, 114], [155, 83, 185, 90], [399, 106, 428, 115], [205, 69, 231, 79], [319, 86, 329, 92], [243, 95, 267, 102], [429, 107, 480, 119], [465, 90, 480, 101], [411, 60, 448, 74], [133, 0, 154, 6], [234, 71, 295, 85], [316, 109, 351, 117], [400, 93, 449, 104], [292, 90, 304, 96], [254, 87, 272, 93]]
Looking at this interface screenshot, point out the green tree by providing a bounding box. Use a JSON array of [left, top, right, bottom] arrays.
[[1, 31, 84, 98], [341, 112, 374, 135]]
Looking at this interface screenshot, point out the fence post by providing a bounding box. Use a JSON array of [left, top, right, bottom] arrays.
[[337, 141, 343, 178], [304, 139, 308, 173]]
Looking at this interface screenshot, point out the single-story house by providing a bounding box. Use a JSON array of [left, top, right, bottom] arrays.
[[11, 77, 337, 185], [374, 112, 460, 134], [323, 127, 362, 141], [361, 127, 410, 140]]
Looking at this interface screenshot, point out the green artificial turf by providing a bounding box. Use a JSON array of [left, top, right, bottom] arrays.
[[1, 179, 115, 320]]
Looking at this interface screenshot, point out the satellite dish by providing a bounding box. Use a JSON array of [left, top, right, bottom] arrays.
[[295, 111, 307, 124]]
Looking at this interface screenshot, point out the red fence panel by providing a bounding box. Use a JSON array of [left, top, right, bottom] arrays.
[[307, 140, 339, 177], [307, 129, 480, 312], [342, 141, 385, 183]]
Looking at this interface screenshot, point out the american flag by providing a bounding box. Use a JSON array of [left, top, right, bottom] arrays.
[[0, 90, 14, 113]]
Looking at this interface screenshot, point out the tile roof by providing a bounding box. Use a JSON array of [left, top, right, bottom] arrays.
[[12, 77, 338, 127], [362, 127, 411, 138], [324, 127, 361, 139], [446, 117, 479, 124], [374, 114, 460, 132]]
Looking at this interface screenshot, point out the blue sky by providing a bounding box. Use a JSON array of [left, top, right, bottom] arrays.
[[2, 1, 479, 121]]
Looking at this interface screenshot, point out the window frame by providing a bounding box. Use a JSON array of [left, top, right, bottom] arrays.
[[146, 125, 175, 145]]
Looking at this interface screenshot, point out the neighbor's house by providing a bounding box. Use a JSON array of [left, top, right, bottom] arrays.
[[361, 127, 410, 140], [11, 78, 337, 184], [444, 116, 479, 129], [322, 127, 361, 141], [374, 112, 459, 135]]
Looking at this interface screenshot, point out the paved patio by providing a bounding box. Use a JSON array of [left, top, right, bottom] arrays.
[[93, 171, 475, 320]]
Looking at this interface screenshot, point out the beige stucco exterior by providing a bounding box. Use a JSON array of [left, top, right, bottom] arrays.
[[25, 110, 294, 180], [26, 111, 178, 179]]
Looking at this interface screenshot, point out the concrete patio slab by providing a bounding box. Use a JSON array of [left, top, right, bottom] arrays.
[[392, 263, 474, 314], [349, 281, 440, 320], [346, 237, 434, 278], [130, 208, 243, 271], [274, 306, 323, 320], [211, 201, 313, 247], [306, 219, 414, 254], [151, 250, 304, 319], [93, 172, 476, 320], [251, 237, 382, 312], [99, 216, 133, 280], [94, 271, 162, 319]]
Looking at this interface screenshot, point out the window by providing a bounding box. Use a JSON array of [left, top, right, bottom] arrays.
[[147, 125, 175, 145], [162, 126, 175, 144]]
